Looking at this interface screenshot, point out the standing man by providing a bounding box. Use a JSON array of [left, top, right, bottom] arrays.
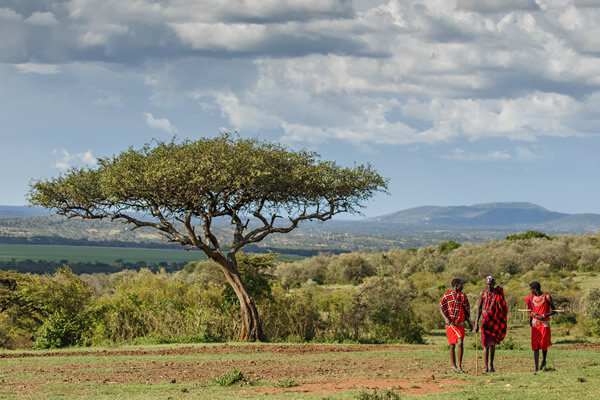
[[475, 276, 507, 373], [440, 278, 472, 372], [526, 281, 556, 371]]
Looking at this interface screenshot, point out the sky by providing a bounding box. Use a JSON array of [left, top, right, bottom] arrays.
[[1, 0, 600, 219]]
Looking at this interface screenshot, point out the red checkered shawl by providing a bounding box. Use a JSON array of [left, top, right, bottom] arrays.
[[440, 290, 470, 324], [481, 286, 507, 343]]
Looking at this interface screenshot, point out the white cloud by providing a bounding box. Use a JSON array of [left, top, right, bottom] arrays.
[[170, 22, 268, 51], [144, 112, 178, 134], [26, 12, 59, 26], [53, 149, 97, 169], [444, 148, 512, 161], [0, 7, 22, 21], [212, 92, 282, 130], [92, 94, 123, 107], [515, 146, 538, 161], [14, 63, 60, 74]]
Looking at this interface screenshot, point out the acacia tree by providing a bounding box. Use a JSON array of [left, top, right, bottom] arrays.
[[29, 134, 388, 341]]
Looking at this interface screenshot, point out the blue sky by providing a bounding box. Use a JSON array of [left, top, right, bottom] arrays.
[[1, 0, 600, 219]]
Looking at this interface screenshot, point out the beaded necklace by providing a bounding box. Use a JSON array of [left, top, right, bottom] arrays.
[[532, 293, 545, 307]]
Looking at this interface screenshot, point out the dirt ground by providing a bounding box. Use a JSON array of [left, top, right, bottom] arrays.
[[4, 343, 597, 396], [1, 344, 473, 396]]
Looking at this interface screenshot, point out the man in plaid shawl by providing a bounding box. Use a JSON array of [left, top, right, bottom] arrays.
[[439, 278, 472, 372], [475, 276, 507, 373]]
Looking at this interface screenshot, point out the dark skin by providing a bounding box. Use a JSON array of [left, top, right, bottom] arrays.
[[439, 281, 471, 372], [529, 285, 556, 371], [475, 279, 497, 373]]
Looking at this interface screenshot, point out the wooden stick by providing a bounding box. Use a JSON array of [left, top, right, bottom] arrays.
[[517, 309, 565, 312], [475, 331, 478, 376]]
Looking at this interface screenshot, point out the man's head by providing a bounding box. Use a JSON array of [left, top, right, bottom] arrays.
[[486, 276, 495, 288], [451, 278, 464, 292], [529, 281, 541, 294]]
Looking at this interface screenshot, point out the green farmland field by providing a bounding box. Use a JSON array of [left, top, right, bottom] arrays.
[[0, 243, 207, 265]]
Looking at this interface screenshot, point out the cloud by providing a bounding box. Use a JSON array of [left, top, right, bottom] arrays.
[[92, 94, 123, 107], [457, 0, 539, 14], [0, 7, 22, 21], [25, 12, 59, 26], [53, 149, 97, 169], [3, 0, 600, 151], [13, 63, 60, 74], [144, 112, 178, 134], [515, 146, 538, 161], [444, 148, 512, 161]]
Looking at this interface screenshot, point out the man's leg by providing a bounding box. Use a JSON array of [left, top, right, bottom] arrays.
[[457, 339, 464, 371], [489, 345, 496, 372], [540, 350, 548, 370], [483, 346, 489, 372], [449, 344, 456, 368], [534, 349, 540, 371]]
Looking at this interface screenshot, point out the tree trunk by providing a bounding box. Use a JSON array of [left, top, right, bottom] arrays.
[[218, 262, 264, 342]]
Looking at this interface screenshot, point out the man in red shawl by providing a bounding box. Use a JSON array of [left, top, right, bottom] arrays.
[[526, 281, 556, 371], [439, 278, 472, 372], [475, 276, 507, 373]]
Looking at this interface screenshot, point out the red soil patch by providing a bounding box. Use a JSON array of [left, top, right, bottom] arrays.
[[243, 376, 468, 395]]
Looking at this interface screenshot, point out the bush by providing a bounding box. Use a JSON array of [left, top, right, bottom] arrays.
[[360, 277, 424, 343], [583, 288, 600, 336], [506, 231, 553, 241], [17, 267, 94, 348], [325, 253, 376, 285], [438, 240, 461, 254]]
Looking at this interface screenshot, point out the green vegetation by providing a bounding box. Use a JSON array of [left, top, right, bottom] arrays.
[[506, 230, 554, 241], [2, 232, 600, 350], [356, 389, 402, 400], [0, 243, 202, 274], [213, 369, 252, 386], [29, 134, 387, 341], [274, 378, 299, 388]]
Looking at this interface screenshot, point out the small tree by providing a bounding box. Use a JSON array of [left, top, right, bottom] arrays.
[[29, 134, 387, 341]]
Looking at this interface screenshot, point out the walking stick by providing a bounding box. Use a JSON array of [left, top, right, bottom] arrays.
[[475, 329, 478, 376]]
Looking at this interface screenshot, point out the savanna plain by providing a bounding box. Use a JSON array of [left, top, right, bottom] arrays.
[[1, 325, 599, 400]]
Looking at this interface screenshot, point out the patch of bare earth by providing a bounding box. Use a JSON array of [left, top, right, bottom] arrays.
[[2, 344, 475, 396]]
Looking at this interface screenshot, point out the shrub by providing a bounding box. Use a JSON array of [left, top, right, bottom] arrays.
[[360, 277, 424, 343], [17, 267, 94, 348], [506, 231, 553, 241], [325, 253, 376, 285], [213, 369, 251, 386], [438, 240, 461, 254], [583, 288, 600, 336], [356, 389, 402, 400], [274, 253, 331, 288]]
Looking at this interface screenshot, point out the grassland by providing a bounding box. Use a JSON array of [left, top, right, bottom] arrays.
[[0, 243, 206, 265], [1, 325, 598, 400]]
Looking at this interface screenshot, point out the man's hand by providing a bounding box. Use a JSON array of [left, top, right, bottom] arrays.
[[474, 323, 479, 333]]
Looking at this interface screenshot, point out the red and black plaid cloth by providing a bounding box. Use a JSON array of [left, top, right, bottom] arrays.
[[482, 286, 507, 343], [440, 290, 470, 324]]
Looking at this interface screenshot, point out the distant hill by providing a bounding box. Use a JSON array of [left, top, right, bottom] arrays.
[[0, 206, 51, 218], [365, 202, 591, 230]]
